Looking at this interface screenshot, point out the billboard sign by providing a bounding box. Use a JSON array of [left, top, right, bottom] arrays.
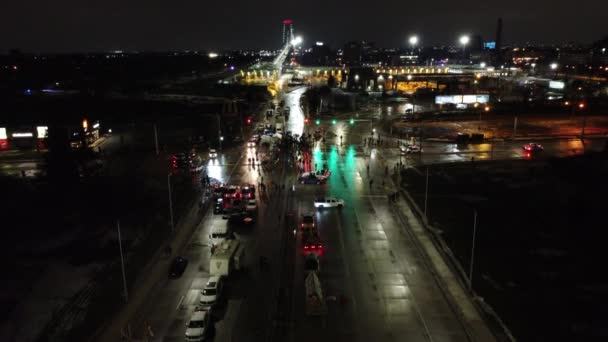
[[484, 41, 496, 49], [435, 95, 489, 104], [549, 81, 565, 90]]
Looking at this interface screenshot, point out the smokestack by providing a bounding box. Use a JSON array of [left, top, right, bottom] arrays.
[[496, 17, 503, 51]]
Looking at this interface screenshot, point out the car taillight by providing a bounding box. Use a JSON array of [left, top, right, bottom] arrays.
[[304, 245, 309, 249], [318, 245, 323, 249]]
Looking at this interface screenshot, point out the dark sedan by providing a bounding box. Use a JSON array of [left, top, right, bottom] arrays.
[[169, 256, 188, 278]]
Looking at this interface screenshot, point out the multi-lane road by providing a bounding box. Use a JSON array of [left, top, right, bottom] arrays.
[[124, 87, 479, 342]]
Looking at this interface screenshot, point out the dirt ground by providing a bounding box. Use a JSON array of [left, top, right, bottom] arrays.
[[402, 152, 608, 341]]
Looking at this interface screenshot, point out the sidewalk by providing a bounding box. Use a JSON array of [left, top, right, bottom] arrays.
[[91, 199, 207, 342], [389, 183, 506, 341]]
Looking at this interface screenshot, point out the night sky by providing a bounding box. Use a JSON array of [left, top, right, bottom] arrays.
[[2, 0, 606, 53]]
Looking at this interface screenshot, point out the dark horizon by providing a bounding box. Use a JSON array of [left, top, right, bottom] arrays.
[[2, 0, 607, 53]]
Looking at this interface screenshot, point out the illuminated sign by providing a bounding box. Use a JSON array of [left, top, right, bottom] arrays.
[[82, 119, 88, 131], [484, 42, 496, 49], [36, 126, 48, 138], [0, 128, 6, 140], [13, 132, 34, 138], [435, 95, 489, 104], [549, 81, 565, 90]]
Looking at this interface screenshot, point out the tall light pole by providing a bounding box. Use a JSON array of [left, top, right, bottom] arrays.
[[167, 174, 174, 233], [469, 210, 478, 291], [408, 35, 419, 56], [460, 35, 470, 61], [550, 62, 558, 78], [117, 220, 129, 303]]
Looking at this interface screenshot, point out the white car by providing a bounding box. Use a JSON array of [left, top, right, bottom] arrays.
[[400, 145, 421, 154], [301, 170, 331, 181], [246, 199, 257, 211], [209, 149, 218, 158], [314, 197, 344, 209], [199, 275, 225, 307], [185, 310, 210, 341]]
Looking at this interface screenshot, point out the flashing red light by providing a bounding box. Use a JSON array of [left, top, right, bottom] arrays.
[[246, 118, 252, 124], [304, 117, 309, 124], [283, 19, 293, 24], [578, 103, 585, 109]]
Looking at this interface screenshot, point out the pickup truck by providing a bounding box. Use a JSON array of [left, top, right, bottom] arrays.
[[314, 197, 344, 209]]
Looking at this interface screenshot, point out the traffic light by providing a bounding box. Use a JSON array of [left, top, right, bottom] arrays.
[[246, 117, 252, 125], [315, 119, 320, 125], [304, 117, 309, 124], [331, 119, 337, 125], [349, 118, 354, 125]]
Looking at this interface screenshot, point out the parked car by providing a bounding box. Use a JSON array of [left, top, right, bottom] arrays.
[[314, 197, 344, 209], [199, 275, 225, 307], [169, 256, 188, 278], [184, 310, 210, 342]]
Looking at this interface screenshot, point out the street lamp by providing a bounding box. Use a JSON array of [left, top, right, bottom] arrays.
[[408, 35, 418, 53], [550, 63, 558, 70], [459, 35, 470, 60], [291, 36, 303, 46]]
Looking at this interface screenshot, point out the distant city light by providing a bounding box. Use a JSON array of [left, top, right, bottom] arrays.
[[409, 35, 418, 46], [291, 36, 303, 46], [480, 62, 486, 68], [12, 132, 34, 138], [208, 52, 219, 58], [459, 35, 470, 45]]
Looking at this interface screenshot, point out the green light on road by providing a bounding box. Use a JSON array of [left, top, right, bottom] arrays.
[[315, 119, 320, 125], [331, 119, 337, 125], [349, 118, 354, 125]]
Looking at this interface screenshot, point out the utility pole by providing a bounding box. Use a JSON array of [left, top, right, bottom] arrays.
[[217, 114, 222, 150], [469, 210, 478, 291], [153, 124, 159, 156], [424, 167, 429, 220], [167, 174, 174, 233], [117, 220, 128, 303]]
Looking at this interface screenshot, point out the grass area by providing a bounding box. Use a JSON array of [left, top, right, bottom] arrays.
[[402, 153, 608, 341]]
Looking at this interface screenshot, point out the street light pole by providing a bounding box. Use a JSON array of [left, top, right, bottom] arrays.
[[217, 114, 222, 150], [469, 210, 478, 291], [117, 220, 128, 303], [153, 124, 159, 156], [167, 174, 174, 233], [424, 167, 429, 220]]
